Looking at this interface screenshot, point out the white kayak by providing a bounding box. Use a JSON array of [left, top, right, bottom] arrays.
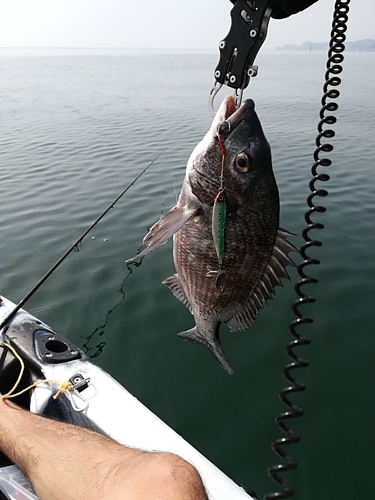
[[0, 296, 255, 500]]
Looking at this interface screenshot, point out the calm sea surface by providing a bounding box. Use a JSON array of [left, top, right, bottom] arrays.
[[1, 49, 374, 499]]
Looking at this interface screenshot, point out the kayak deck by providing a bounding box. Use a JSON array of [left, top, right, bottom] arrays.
[[0, 296, 254, 500]]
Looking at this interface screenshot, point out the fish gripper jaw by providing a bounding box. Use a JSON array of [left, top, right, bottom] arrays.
[[210, 0, 271, 113]]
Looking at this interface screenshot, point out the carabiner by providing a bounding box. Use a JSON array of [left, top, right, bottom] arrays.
[[67, 388, 89, 413]]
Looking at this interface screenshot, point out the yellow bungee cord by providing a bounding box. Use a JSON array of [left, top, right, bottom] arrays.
[[0, 341, 73, 400]]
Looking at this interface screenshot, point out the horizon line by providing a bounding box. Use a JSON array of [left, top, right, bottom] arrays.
[[0, 46, 219, 50]]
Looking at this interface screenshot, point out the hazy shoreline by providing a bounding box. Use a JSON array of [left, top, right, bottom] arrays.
[[276, 38, 375, 52]]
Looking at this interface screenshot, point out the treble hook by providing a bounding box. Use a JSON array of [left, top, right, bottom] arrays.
[[206, 267, 226, 292]]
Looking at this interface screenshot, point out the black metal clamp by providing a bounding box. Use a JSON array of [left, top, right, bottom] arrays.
[[209, 0, 272, 112]]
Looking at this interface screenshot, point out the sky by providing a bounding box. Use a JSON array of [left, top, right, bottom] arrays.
[[0, 0, 373, 50]]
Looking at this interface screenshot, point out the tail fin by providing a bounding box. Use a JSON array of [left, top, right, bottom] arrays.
[[177, 327, 234, 375]]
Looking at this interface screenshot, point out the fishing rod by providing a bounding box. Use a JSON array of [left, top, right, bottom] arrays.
[[0, 149, 166, 331]]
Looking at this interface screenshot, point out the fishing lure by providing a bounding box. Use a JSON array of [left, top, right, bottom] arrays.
[[212, 190, 226, 260], [209, 135, 227, 292]]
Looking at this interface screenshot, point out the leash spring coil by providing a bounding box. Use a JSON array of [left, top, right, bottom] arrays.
[[264, 2, 351, 498]]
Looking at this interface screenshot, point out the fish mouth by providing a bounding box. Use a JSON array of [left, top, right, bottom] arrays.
[[213, 96, 255, 142], [192, 96, 255, 192]]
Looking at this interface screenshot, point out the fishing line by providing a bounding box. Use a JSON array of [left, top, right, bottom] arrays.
[[264, 1, 350, 498], [0, 149, 166, 332], [172, 171, 179, 203], [82, 248, 144, 358]]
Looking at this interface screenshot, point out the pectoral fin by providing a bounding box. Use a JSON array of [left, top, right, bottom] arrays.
[[126, 206, 198, 262]]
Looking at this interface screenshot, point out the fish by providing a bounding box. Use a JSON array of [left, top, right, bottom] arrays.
[[127, 96, 296, 375]]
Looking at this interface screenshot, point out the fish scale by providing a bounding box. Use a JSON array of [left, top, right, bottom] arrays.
[[127, 96, 297, 374], [176, 215, 271, 314]]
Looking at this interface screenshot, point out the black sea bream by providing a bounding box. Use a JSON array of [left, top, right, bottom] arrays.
[[127, 96, 296, 374]]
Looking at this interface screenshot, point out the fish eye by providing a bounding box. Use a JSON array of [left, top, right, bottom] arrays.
[[234, 153, 250, 173]]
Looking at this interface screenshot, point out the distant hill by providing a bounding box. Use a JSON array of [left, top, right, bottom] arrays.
[[276, 39, 375, 52]]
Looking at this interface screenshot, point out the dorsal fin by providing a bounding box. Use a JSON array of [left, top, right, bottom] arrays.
[[163, 274, 192, 313], [227, 228, 297, 332]]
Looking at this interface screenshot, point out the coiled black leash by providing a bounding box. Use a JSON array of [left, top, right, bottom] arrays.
[[264, 1, 351, 498]]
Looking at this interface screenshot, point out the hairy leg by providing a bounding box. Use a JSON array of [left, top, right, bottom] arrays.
[[0, 396, 208, 500]]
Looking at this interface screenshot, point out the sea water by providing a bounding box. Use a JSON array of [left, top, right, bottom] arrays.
[[0, 48, 374, 499]]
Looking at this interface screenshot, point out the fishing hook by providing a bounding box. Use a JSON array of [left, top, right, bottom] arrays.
[[206, 267, 226, 293]]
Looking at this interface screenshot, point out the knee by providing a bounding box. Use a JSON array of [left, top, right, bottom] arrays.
[[147, 452, 208, 499]]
